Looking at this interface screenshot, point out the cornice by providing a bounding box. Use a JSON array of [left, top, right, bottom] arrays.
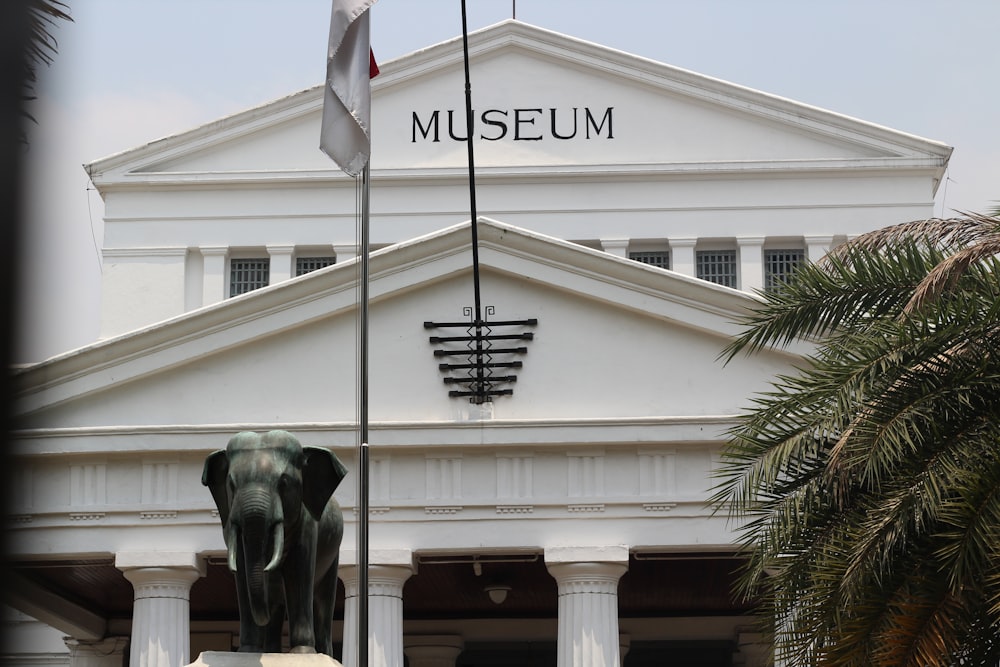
[[10, 415, 742, 456], [89, 156, 948, 192]]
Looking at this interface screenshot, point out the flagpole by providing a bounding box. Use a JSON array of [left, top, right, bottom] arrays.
[[358, 162, 370, 667], [319, 2, 376, 665]]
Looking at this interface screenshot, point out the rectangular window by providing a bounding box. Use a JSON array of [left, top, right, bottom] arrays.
[[629, 251, 670, 270], [696, 250, 737, 288], [764, 249, 805, 291], [229, 258, 269, 297], [296, 256, 336, 276]]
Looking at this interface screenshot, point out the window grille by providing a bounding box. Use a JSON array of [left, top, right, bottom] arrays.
[[629, 251, 670, 270], [296, 256, 336, 276], [764, 249, 805, 291], [696, 250, 737, 288], [230, 258, 270, 297]]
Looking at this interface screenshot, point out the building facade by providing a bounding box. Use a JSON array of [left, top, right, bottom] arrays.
[[8, 21, 950, 667]]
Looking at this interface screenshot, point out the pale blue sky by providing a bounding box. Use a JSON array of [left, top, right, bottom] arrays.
[[20, 0, 1000, 361]]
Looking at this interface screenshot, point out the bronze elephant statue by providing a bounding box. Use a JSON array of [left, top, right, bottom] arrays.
[[202, 430, 347, 656]]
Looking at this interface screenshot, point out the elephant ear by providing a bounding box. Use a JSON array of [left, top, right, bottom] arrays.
[[202, 449, 231, 525], [301, 446, 348, 521]]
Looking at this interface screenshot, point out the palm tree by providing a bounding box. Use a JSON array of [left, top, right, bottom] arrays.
[[714, 212, 1000, 666], [23, 0, 72, 127]]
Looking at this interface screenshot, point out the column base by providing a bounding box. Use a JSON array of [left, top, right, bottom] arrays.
[[189, 652, 344, 667]]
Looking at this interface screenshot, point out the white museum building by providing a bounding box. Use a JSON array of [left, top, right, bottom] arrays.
[[6, 20, 951, 667]]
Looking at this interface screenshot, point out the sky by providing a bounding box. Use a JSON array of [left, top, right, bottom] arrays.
[[19, 0, 1000, 363]]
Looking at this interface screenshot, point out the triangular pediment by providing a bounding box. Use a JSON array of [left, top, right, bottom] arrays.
[[86, 21, 949, 187], [15, 219, 805, 431]]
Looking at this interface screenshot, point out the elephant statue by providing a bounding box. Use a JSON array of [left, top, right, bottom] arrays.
[[202, 430, 348, 656]]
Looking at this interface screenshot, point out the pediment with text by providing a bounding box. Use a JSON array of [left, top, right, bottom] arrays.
[[88, 21, 949, 183]]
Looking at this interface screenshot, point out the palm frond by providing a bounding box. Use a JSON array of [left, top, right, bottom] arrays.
[[714, 212, 1000, 665]]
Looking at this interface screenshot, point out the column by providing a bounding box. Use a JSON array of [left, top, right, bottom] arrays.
[[404, 636, 464, 667], [805, 235, 835, 263], [267, 244, 295, 284], [200, 246, 228, 306], [668, 238, 697, 278], [64, 637, 128, 667], [116, 552, 205, 667], [340, 550, 414, 667], [545, 546, 628, 667], [600, 239, 630, 259], [736, 237, 765, 293]]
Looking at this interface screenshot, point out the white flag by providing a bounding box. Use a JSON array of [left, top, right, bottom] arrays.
[[320, 0, 377, 177]]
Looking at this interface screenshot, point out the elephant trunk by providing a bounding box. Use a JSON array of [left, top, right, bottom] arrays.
[[237, 488, 284, 627]]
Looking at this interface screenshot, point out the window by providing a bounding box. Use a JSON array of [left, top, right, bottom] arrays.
[[296, 256, 336, 276], [629, 251, 670, 270], [764, 249, 805, 291], [696, 250, 737, 288], [230, 258, 270, 297]]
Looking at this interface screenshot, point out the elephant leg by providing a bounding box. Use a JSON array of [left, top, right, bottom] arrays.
[[284, 526, 318, 652], [262, 598, 284, 653], [313, 555, 339, 659]]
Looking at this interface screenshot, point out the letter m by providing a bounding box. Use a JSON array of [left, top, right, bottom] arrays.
[[585, 107, 614, 139], [412, 111, 441, 143]]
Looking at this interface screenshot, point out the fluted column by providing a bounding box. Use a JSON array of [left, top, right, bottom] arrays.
[[404, 635, 464, 667], [116, 552, 205, 667], [340, 550, 414, 667], [64, 637, 128, 667], [340, 566, 361, 667], [546, 547, 628, 667]]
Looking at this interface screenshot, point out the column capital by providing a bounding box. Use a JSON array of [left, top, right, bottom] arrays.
[[199, 246, 229, 257], [546, 561, 628, 594], [736, 236, 766, 247], [116, 552, 206, 599], [266, 244, 296, 254], [404, 635, 464, 667]]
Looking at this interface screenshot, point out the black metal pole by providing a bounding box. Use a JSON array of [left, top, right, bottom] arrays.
[[460, 0, 486, 402]]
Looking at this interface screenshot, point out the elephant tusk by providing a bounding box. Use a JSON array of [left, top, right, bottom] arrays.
[[226, 523, 238, 572], [264, 521, 284, 572]]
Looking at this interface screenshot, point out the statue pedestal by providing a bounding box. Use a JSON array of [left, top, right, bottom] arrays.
[[189, 652, 344, 667]]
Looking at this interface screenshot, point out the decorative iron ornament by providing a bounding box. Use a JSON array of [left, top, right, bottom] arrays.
[[425, 306, 537, 404]]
